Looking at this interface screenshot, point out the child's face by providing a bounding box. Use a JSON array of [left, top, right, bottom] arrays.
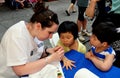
[[60, 32, 74, 47], [90, 34, 103, 48]]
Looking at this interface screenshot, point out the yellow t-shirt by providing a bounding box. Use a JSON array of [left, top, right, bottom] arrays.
[[57, 39, 86, 54]]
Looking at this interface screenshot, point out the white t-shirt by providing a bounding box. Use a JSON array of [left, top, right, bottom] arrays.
[[34, 37, 44, 58], [0, 21, 43, 78]]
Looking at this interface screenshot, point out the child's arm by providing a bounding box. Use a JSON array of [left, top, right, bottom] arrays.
[[62, 56, 76, 70], [85, 51, 115, 71]]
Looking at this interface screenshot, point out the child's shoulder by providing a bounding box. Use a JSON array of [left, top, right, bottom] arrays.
[[77, 39, 85, 47], [77, 39, 87, 53]]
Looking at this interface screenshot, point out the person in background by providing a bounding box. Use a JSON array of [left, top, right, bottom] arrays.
[[57, 21, 86, 70], [65, 0, 77, 16], [105, 0, 112, 12], [0, 2, 64, 78], [85, 21, 120, 71], [11, 0, 28, 10], [77, 0, 91, 41], [0, 0, 5, 6], [0, 0, 5, 3], [85, 0, 100, 19]]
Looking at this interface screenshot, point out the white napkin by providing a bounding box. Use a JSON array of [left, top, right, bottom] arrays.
[[74, 68, 99, 78]]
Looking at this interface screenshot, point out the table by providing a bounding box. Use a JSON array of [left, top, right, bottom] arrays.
[[61, 50, 120, 78]]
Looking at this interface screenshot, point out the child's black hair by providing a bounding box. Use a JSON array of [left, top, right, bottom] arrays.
[[92, 21, 120, 45], [57, 21, 78, 40]]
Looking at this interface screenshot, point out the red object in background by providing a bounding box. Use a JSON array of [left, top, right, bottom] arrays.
[[45, 0, 57, 2]]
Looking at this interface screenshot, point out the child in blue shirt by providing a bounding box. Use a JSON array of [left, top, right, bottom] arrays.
[[85, 21, 120, 71]]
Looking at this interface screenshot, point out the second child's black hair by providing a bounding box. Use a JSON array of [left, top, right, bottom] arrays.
[[92, 21, 118, 45], [57, 21, 78, 40]]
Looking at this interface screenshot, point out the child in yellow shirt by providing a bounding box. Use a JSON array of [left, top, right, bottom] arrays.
[[57, 21, 86, 70]]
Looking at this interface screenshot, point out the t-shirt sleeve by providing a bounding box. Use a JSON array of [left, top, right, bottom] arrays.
[[78, 40, 87, 54]]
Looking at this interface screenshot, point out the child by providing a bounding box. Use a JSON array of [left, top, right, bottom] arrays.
[[85, 21, 120, 71], [57, 21, 86, 70]]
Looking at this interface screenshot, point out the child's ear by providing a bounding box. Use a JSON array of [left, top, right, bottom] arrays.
[[102, 42, 108, 47]]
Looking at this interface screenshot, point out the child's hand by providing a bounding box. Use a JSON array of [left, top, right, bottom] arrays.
[[62, 57, 76, 70], [85, 51, 94, 60]]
